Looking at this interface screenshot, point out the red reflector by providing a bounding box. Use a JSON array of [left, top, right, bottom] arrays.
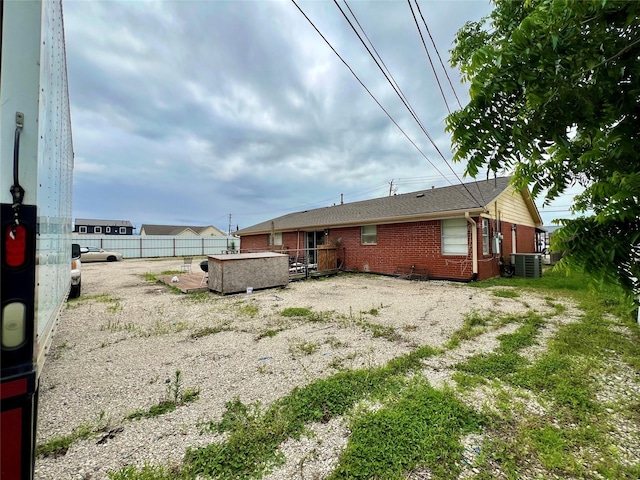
[[5, 225, 27, 267]]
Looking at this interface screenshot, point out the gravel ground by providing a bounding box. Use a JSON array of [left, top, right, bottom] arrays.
[[34, 257, 638, 479]]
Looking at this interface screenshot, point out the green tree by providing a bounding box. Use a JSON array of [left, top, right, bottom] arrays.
[[446, 0, 639, 296]]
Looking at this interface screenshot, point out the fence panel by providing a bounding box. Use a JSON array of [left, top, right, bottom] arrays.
[[72, 235, 239, 259]]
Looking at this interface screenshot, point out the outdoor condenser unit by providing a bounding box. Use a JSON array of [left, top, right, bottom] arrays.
[[510, 253, 542, 278]]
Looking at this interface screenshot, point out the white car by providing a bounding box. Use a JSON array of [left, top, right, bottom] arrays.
[[70, 243, 82, 298], [80, 246, 123, 263]]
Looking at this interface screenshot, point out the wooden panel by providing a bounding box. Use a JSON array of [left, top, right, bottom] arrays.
[[488, 186, 538, 227]]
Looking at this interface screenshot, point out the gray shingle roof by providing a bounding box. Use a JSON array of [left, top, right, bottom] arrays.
[[140, 224, 222, 235], [75, 219, 133, 228], [237, 177, 513, 235]]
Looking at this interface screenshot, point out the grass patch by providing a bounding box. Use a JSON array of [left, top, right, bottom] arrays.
[[328, 382, 486, 480], [190, 321, 231, 339], [281, 307, 332, 323], [492, 288, 520, 298], [37, 412, 109, 458], [281, 307, 313, 317], [255, 328, 282, 340], [186, 346, 439, 479], [101, 319, 136, 333], [288, 339, 320, 356], [445, 310, 495, 349], [235, 302, 259, 318], [126, 371, 200, 421], [183, 291, 213, 303]]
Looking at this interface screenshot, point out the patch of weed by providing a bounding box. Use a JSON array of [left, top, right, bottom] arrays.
[[281, 307, 313, 317], [37, 411, 109, 458], [328, 382, 486, 480], [289, 339, 319, 356], [126, 371, 200, 421], [236, 303, 259, 318], [445, 310, 495, 349], [183, 291, 212, 303], [101, 319, 136, 333], [255, 328, 282, 340], [326, 336, 348, 349], [187, 346, 439, 478], [190, 322, 231, 339], [492, 289, 520, 298]]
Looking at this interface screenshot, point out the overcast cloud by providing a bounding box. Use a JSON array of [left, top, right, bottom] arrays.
[[64, 0, 573, 233]]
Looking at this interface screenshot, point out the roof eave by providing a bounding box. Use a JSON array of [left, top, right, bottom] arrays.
[[238, 207, 486, 235]]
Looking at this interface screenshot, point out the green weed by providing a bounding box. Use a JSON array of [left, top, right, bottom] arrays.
[[328, 381, 486, 480], [190, 321, 231, 339], [37, 411, 109, 458], [281, 307, 313, 317], [126, 371, 199, 421], [492, 288, 520, 298]]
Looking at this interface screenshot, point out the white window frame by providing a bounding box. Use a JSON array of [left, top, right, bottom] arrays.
[[119, 227, 126, 234], [268, 232, 282, 246], [79, 226, 87, 233], [361, 225, 377, 245], [94, 226, 102, 233], [105, 226, 111, 233], [482, 218, 490, 255], [441, 218, 468, 255]]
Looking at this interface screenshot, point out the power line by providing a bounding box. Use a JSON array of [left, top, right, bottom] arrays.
[[406, 0, 487, 206], [407, 0, 451, 114], [332, 0, 486, 207], [290, 0, 453, 188], [413, 0, 462, 109]]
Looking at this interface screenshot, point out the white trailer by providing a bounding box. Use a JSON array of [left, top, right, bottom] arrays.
[[1, 1, 75, 478]]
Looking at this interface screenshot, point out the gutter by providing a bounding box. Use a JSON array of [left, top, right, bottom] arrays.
[[465, 212, 478, 278]]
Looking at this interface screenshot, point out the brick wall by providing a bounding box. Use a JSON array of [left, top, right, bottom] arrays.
[[239, 217, 537, 282]]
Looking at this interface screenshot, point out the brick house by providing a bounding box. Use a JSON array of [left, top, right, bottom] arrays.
[[235, 177, 543, 281], [74, 219, 135, 235]]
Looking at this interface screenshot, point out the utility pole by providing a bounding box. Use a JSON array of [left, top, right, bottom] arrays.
[[228, 214, 232, 235]]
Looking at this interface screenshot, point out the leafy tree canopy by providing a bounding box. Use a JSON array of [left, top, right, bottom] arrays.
[[446, 0, 639, 297]]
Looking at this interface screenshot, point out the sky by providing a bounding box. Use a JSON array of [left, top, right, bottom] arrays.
[[63, 0, 577, 234]]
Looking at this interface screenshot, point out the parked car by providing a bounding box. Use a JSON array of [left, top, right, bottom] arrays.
[[70, 243, 82, 298], [80, 246, 123, 262]]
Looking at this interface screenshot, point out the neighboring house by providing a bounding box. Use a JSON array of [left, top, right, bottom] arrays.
[[74, 219, 135, 235], [139, 224, 226, 236], [236, 177, 543, 281]]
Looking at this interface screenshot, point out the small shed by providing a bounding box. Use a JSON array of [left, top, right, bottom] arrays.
[[207, 252, 289, 294]]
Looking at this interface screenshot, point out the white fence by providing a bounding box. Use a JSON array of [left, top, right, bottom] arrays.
[[73, 235, 240, 259]]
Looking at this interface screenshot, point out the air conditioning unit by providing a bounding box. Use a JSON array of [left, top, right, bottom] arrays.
[[510, 253, 542, 278]]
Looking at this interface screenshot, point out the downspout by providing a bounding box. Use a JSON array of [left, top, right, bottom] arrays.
[[465, 212, 478, 280]]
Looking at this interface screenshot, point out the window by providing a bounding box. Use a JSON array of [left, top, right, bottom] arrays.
[[105, 227, 111, 233], [442, 218, 468, 255], [268, 232, 282, 246], [94, 226, 102, 233], [361, 225, 377, 245], [79, 226, 87, 233], [119, 227, 126, 234], [482, 219, 490, 255]]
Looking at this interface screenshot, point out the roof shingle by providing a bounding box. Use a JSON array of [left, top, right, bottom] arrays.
[[238, 177, 513, 234]]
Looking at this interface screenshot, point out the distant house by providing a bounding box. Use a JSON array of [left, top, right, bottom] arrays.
[[236, 177, 543, 282], [139, 224, 226, 236], [74, 219, 135, 235]]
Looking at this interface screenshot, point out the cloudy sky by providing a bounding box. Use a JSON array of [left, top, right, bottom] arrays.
[[64, 0, 574, 233]]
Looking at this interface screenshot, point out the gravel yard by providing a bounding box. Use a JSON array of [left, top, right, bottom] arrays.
[[34, 258, 638, 480]]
